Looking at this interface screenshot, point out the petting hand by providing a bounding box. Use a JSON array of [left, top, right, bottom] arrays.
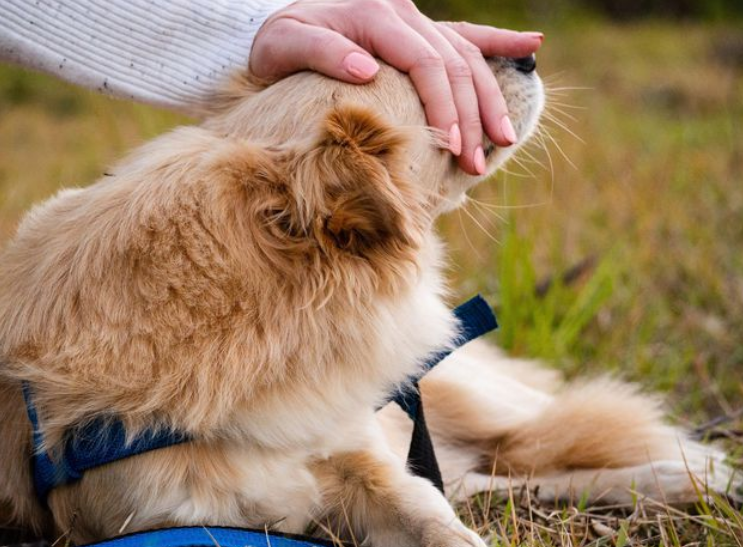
[[250, 0, 543, 175]]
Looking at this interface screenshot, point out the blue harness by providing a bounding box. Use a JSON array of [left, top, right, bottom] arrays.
[[22, 295, 497, 547]]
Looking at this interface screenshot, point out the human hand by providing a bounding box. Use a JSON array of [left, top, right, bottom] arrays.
[[250, 0, 543, 175]]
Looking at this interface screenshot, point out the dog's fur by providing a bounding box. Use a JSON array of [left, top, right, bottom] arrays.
[[0, 59, 737, 545]]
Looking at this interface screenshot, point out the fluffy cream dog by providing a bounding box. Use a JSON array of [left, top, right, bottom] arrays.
[[0, 57, 736, 545]]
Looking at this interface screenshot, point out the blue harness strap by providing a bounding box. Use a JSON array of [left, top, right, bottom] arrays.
[[22, 384, 190, 502], [78, 527, 335, 547], [23, 294, 497, 509]]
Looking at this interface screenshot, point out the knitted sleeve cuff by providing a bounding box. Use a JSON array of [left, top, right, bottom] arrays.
[[0, 0, 296, 115]]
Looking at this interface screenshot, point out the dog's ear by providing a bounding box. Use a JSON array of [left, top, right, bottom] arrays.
[[304, 105, 424, 256], [321, 105, 405, 159]]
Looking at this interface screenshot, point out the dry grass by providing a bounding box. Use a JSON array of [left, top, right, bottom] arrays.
[[1, 20, 742, 547], [458, 488, 743, 546]]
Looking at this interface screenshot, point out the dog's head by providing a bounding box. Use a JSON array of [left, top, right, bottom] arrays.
[[202, 55, 545, 266]]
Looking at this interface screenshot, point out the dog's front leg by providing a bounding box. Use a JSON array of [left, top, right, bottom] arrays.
[[312, 444, 484, 547]]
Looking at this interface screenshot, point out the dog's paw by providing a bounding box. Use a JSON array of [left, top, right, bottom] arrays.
[[454, 456, 741, 507], [369, 515, 485, 547], [419, 518, 487, 547], [613, 459, 740, 505]]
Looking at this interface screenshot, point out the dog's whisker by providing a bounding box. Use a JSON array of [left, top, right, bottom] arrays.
[[507, 141, 544, 166], [542, 89, 579, 100], [540, 71, 568, 82], [500, 162, 532, 181], [466, 197, 508, 225], [544, 85, 594, 92], [545, 100, 586, 111], [457, 206, 484, 258], [493, 164, 535, 179], [508, 155, 540, 179], [541, 112, 585, 144], [544, 105, 579, 123], [457, 202, 502, 246], [465, 198, 554, 210], [514, 145, 549, 171], [537, 124, 577, 171], [532, 126, 557, 198]]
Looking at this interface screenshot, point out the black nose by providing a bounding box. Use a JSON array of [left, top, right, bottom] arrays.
[[514, 55, 537, 74]]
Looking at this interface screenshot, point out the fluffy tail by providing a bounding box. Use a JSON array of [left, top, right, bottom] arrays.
[[401, 341, 740, 504], [479, 379, 682, 475]]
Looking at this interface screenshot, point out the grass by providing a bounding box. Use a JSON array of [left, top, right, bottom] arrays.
[[447, 22, 743, 419], [1, 18, 742, 547], [458, 490, 743, 546]]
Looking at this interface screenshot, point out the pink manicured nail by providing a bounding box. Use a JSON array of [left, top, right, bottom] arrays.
[[523, 32, 544, 43], [501, 116, 517, 145], [474, 146, 486, 175], [343, 52, 379, 80], [448, 124, 462, 156]]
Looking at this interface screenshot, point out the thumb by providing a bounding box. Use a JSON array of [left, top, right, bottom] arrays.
[[250, 18, 380, 84]]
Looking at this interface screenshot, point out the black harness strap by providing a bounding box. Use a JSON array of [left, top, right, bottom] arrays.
[[391, 295, 498, 493], [406, 385, 444, 492]]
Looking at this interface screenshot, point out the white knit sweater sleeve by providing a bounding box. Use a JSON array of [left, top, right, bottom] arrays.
[[0, 0, 296, 115]]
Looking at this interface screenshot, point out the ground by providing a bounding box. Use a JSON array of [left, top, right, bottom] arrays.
[[1, 20, 741, 547]]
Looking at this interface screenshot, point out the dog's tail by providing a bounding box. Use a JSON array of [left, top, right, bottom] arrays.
[[471, 379, 685, 474], [393, 340, 739, 503]]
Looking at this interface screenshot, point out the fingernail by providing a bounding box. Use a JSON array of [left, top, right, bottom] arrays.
[[474, 146, 486, 175], [343, 52, 379, 80], [448, 124, 462, 156], [501, 116, 517, 145], [523, 32, 544, 43]]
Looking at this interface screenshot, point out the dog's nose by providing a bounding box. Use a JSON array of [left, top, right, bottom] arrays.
[[513, 54, 537, 74]]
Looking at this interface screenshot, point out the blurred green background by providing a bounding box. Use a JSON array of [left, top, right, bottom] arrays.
[[417, 0, 743, 23], [1, 2, 742, 427]]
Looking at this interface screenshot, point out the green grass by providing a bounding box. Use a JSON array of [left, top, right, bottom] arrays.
[[444, 22, 743, 424], [1, 19, 742, 547]]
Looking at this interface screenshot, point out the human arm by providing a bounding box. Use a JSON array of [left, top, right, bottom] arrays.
[[0, 0, 294, 114]]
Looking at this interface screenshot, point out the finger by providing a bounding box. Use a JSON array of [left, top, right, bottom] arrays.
[[359, 13, 461, 157], [442, 22, 544, 58], [400, 17, 484, 175], [436, 23, 516, 153], [250, 17, 380, 83]]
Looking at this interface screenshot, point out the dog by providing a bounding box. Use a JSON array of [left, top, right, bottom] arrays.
[[0, 56, 737, 545]]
